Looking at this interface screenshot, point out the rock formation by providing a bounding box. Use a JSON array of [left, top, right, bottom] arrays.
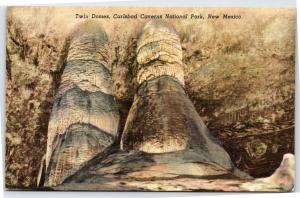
[[40, 20, 294, 192], [120, 21, 234, 171], [53, 152, 294, 192], [43, 21, 120, 186]]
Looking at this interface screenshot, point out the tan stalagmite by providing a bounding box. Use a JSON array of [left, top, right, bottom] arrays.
[[44, 21, 119, 186], [120, 20, 234, 172]]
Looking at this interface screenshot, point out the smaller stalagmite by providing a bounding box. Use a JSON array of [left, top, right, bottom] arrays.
[[43, 21, 119, 186]]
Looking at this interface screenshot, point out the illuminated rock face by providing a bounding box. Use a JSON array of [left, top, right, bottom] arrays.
[[44, 21, 119, 186], [120, 20, 233, 170], [136, 21, 185, 85]]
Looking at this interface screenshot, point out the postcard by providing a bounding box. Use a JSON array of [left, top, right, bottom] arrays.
[[5, 6, 296, 191]]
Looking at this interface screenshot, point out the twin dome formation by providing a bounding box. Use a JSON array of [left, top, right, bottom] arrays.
[[43, 20, 235, 187]]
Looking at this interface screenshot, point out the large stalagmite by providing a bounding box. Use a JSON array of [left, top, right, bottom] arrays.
[[43, 21, 119, 186], [120, 21, 233, 170]]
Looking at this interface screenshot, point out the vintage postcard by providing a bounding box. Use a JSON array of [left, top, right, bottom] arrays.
[[5, 7, 295, 191]]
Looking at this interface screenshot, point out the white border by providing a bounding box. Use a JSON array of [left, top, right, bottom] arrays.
[[0, 0, 298, 198], [0, 0, 296, 7]]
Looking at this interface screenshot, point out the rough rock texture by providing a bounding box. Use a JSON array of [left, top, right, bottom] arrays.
[[135, 21, 184, 85], [240, 153, 295, 191], [121, 21, 235, 176], [44, 21, 120, 186], [5, 7, 295, 189], [182, 10, 295, 177], [52, 151, 294, 192], [6, 8, 67, 188]]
